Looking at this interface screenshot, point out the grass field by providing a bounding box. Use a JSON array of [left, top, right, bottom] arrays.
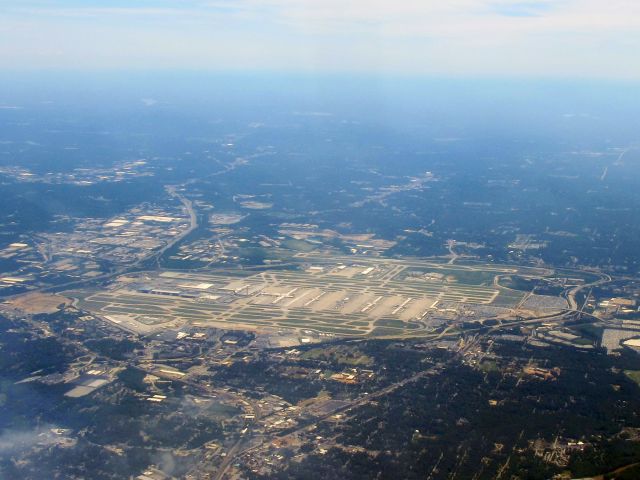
[[625, 370, 640, 386]]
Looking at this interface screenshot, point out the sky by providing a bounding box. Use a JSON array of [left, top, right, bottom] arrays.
[[1, 0, 640, 78]]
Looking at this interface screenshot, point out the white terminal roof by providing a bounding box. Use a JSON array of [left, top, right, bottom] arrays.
[[138, 215, 176, 223]]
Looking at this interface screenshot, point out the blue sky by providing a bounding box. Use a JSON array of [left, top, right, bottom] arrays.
[[1, 0, 639, 77]]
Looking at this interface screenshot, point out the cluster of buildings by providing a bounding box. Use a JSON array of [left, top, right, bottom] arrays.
[[0, 160, 153, 185], [40, 203, 189, 266], [0, 201, 189, 294]]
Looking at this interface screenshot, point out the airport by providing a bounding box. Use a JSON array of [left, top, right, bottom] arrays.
[[70, 255, 555, 338]]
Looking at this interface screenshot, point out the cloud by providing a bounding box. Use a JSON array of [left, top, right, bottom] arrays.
[[0, 0, 639, 77], [0, 425, 63, 455], [155, 451, 177, 476], [489, 1, 555, 17]]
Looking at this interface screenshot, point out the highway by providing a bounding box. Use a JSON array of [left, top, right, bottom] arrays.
[[148, 186, 199, 269], [565, 272, 611, 310]]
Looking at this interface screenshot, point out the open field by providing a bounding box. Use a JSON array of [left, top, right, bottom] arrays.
[[69, 255, 567, 337], [4, 292, 70, 314]]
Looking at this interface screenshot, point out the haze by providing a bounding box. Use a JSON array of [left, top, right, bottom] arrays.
[[1, 0, 640, 77]]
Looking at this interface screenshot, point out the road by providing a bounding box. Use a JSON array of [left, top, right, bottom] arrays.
[[214, 367, 440, 479], [212, 342, 481, 479], [213, 432, 249, 480], [447, 240, 459, 264], [149, 186, 199, 269], [565, 272, 611, 310]]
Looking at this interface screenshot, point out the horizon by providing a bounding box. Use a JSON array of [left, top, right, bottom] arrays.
[[1, 1, 640, 78]]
